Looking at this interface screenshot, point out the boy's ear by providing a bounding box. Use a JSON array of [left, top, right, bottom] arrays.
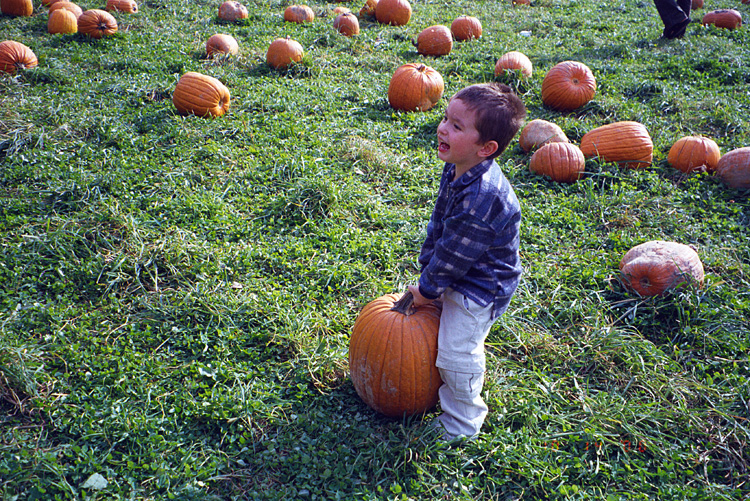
[[478, 140, 499, 159]]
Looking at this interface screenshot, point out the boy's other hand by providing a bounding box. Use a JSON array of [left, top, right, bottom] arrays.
[[407, 285, 433, 307]]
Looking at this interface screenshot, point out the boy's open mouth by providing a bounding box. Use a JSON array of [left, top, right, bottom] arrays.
[[438, 141, 450, 152]]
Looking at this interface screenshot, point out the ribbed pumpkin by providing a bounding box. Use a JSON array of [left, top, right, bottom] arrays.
[[349, 292, 442, 418], [541, 61, 597, 112], [450, 16, 482, 41], [359, 0, 377, 18], [48, 9, 78, 34], [78, 9, 118, 38], [494, 51, 533, 79], [715, 147, 750, 190], [416, 25, 452, 57], [284, 4, 314, 23], [375, 0, 411, 26], [173, 72, 230, 118], [218, 1, 248, 21], [49, 1, 82, 18], [388, 63, 444, 112], [702, 9, 742, 29], [206, 34, 239, 57], [619, 241, 704, 297], [0, 40, 38, 74], [580, 121, 653, 169], [333, 12, 360, 37], [266, 37, 304, 69], [519, 119, 568, 152], [667, 136, 721, 174], [1, 0, 32, 16], [106, 0, 137, 13], [529, 142, 585, 183]]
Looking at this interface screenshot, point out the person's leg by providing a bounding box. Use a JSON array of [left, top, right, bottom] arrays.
[[654, 0, 690, 38], [436, 369, 487, 439]]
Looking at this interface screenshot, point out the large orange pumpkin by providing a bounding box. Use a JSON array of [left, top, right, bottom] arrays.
[[0, 0, 32, 16], [49, 1, 82, 18], [580, 121, 653, 169], [494, 51, 533, 79], [218, 1, 248, 21], [375, 0, 411, 26], [78, 9, 118, 38], [172, 72, 231, 118], [450, 15, 482, 41], [667, 136, 721, 174], [416, 25, 452, 57], [0, 40, 37, 74], [701, 9, 742, 29], [541, 61, 597, 112], [387, 63, 444, 112], [266, 37, 304, 69], [333, 12, 360, 37], [349, 292, 442, 418], [206, 34, 239, 58], [619, 241, 704, 297], [529, 142, 585, 183], [284, 4, 315, 23], [715, 147, 750, 190], [519, 119, 568, 152], [105, 0, 137, 13], [48, 8, 78, 34]]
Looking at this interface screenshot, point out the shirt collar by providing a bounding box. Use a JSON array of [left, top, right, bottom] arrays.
[[449, 159, 494, 188]]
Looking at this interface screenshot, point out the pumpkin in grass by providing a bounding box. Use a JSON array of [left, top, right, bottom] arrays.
[[416, 25, 452, 57], [1, 0, 32, 16], [580, 121, 653, 169], [48, 8, 78, 34], [333, 12, 360, 36], [494, 51, 533, 79], [667, 136, 721, 174], [50, 1, 82, 18], [349, 292, 442, 418], [284, 4, 314, 23], [715, 147, 750, 190], [450, 16, 482, 41], [519, 119, 568, 152], [206, 34, 239, 57], [619, 241, 704, 297], [375, 0, 411, 26], [359, 0, 377, 18], [388, 63, 444, 112], [702, 9, 742, 29], [541, 61, 596, 112], [691, 0, 703, 9], [106, 0, 137, 13], [332, 6, 350, 15], [0, 40, 37, 74], [218, 1, 248, 21], [529, 142, 585, 184], [266, 37, 304, 69], [173, 72, 230, 118], [78, 9, 118, 38]]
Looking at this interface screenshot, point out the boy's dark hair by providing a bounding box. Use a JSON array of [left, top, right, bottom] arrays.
[[452, 83, 527, 159]]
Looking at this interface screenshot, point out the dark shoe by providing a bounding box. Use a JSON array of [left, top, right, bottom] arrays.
[[662, 17, 690, 39]]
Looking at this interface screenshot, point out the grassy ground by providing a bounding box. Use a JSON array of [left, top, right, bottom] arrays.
[[1, 0, 749, 499]]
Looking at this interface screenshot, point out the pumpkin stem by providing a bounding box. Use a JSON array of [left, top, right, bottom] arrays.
[[391, 291, 416, 316]]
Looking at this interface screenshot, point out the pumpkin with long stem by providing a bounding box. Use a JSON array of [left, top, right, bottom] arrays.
[[387, 63, 444, 112], [619, 241, 704, 297], [173, 72, 230, 118], [541, 60, 596, 111], [0, 40, 38, 74], [580, 121, 653, 169]]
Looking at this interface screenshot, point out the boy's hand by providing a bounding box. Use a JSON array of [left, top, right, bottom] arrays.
[[407, 285, 433, 308]]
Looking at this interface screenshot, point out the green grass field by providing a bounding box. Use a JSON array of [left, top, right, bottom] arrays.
[[1, 0, 749, 499]]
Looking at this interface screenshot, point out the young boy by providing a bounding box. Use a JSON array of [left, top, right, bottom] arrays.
[[407, 82, 526, 441]]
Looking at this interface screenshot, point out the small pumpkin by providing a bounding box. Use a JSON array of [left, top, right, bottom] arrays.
[[359, 0, 377, 18], [619, 241, 704, 297], [541, 60, 597, 112], [105, 0, 137, 13], [0, 0, 32, 16], [529, 142, 585, 183], [173, 71, 230, 118], [333, 12, 360, 36], [206, 33, 239, 58], [0, 40, 38, 74], [494, 51, 533, 79], [580, 121, 653, 169], [49, 1, 82, 18], [48, 8, 78, 34], [388, 63, 444, 112], [416, 25, 452, 57], [450, 16, 482, 41], [284, 4, 314, 23], [519, 119, 568, 152], [78, 9, 118, 38], [218, 1, 248, 21], [375, 0, 411, 26], [691, 0, 703, 9], [715, 147, 750, 190], [667, 136, 721, 174], [701, 9, 742, 29], [266, 37, 304, 69], [349, 292, 442, 418]]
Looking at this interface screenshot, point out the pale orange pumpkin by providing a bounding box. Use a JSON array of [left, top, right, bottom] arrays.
[[529, 142, 585, 183], [375, 0, 411, 26], [388, 63, 444, 112], [333, 12, 360, 36], [349, 292, 442, 418], [541, 61, 597, 112], [332, 6, 350, 15], [266, 37, 304, 69], [173, 72, 230, 118], [284, 4, 315, 23], [580, 121, 653, 169], [702, 9, 742, 29], [494, 51, 533, 79], [359, 0, 377, 18], [450, 16, 482, 41], [78, 9, 118, 38], [0, 0, 32, 16], [206, 34, 239, 58], [0, 40, 38, 74], [106, 0, 137, 13], [619, 241, 704, 297], [416, 25, 452, 57], [48, 8, 78, 34], [218, 1, 248, 21], [715, 147, 750, 190], [519, 119, 568, 152], [49, 1, 82, 18], [667, 136, 721, 173]]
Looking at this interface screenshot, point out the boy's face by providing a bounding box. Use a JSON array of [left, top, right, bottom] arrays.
[[437, 98, 497, 175]]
